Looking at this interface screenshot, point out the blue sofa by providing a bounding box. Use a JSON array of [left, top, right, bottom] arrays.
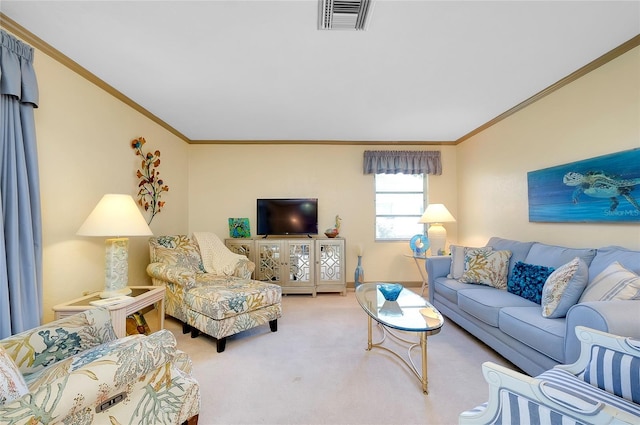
[[426, 237, 640, 376]]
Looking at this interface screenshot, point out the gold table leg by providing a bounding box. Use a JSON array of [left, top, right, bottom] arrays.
[[421, 331, 428, 393]]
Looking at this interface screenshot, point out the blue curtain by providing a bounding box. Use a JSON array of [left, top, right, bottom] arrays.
[[0, 29, 43, 338], [363, 150, 442, 175]]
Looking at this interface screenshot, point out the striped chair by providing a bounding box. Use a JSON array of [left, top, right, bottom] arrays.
[[459, 326, 640, 425]]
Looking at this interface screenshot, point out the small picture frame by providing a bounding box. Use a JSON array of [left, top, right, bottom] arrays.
[[228, 218, 251, 238]]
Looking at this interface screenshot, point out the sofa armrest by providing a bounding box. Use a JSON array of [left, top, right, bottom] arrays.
[[0, 330, 181, 423], [425, 256, 451, 302], [564, 300, 640, 364], [0, 307, 117, 378], [146, 262, 196, 289]]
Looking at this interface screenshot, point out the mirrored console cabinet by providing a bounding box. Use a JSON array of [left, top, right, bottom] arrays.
[[225, 237, 346, 296]]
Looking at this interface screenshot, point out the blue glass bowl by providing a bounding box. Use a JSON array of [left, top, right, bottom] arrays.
[[378, 283, 403, 301]]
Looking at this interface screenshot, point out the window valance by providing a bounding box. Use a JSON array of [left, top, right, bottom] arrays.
[[363, 150, 442, 175], [0, 29, 39, 105]]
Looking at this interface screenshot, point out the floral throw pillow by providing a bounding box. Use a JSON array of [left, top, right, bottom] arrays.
[[579, 261, 640, 302], [507, 262, 555, 304], [448, 245, 493, 279], [541, 257, 589, 318], [459, 250, 512, 289], [0, 346, 29, 405]]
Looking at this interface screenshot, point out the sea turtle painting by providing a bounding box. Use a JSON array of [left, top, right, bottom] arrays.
[[563, 171, 640, 211]]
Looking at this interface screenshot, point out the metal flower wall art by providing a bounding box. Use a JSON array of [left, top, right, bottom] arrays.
[[131, 137, 169, 224]]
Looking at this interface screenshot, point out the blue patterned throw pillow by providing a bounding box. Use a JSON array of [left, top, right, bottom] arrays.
[[508, 261, 555, 304]]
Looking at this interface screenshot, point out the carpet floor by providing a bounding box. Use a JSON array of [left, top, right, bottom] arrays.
[[165, 290, 517, 425]]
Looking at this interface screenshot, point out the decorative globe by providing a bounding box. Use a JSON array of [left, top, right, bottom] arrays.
[[378, 283, 403, 301]]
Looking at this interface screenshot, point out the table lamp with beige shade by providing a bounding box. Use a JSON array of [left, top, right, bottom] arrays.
[[418, 203, 456, 256], [77, 194, 153, 298]]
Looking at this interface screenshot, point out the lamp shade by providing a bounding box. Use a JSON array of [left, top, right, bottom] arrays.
[[418, 204, 456, 224], [77, 194, 153, 236]]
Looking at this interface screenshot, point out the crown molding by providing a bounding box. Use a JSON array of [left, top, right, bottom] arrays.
[[3, 13, 637, 146], [188, 139, 454, 145], [455, 34, 640, 145], [1, 13, 190, 144]]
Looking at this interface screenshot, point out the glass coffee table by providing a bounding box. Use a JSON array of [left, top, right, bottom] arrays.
[[355, 283, 444, 394]]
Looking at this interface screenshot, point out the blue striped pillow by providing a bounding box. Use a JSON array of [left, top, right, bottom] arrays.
[[578, 344, 640, 404], [580, 261, 640, 302]]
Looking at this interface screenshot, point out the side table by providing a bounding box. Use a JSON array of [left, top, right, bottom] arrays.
[[53, 286, 165, 338], [404, 254, 428, 296]]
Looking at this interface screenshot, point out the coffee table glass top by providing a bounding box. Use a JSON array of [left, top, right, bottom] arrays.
[[355, 283, 444, 332]]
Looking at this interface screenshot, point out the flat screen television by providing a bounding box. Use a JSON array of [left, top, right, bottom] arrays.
[[256, 198, 318, 236]]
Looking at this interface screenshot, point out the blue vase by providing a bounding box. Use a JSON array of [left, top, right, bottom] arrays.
[[354, 255, 364, 288]]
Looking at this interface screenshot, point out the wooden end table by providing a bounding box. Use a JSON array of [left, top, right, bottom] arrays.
[[53, 286, 165, 338]]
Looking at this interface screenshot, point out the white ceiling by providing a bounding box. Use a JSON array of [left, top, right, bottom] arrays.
[[2, 1, 639, 143]]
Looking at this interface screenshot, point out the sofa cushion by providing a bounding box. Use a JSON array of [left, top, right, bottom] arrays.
[[579, 261, 640, 302], [507, 261, 555, 304], [459, 250, 512, 289], [541, 257, 589, 318], [0, 346, 28, 405], [458, 288, 537, 327], [432, 277, 478, 304], [485, 237, 535, 278], [524, 243, 596, 269], [588, 245, 640, 282], [186, 277, 282, 320], [499, 307, 566, 363], [448, 245, 492, 279]]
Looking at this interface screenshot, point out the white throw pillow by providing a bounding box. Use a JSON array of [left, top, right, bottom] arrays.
[[448, 245, 493, 279], [580, 261, 640, 302], [0, 346, 29, 405], [459, 250, 512, 289], [541, 257, 589, 318]]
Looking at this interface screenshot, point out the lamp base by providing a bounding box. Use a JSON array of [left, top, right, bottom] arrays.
[[101, 237, 130, 298], [427, 224, 447, 256], [100, 286, 132, 299]]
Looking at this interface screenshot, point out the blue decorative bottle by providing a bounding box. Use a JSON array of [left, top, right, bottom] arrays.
[[354, 255, 364, 288]]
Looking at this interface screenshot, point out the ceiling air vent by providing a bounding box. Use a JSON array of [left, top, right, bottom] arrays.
[[319, 0, 373, 31]]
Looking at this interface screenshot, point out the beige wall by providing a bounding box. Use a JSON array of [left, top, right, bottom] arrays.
[[7, 26, 638, 324], [457, 46, 640, 249], [26, 34, 190, 322], [187, 144, 457, 285]]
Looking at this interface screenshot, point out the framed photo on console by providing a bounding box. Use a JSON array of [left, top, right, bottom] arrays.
[[228, 218, 251, 238]]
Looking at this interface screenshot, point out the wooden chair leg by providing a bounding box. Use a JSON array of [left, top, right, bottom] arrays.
[[269, 319, 278, 332], [216, 337, 226, 353], [182, 323, 191, 334], [190, 328, 200, 338], [182, 414, 199, 425]]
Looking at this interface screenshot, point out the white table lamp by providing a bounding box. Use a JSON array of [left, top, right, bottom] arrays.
[[418, 204, 456, 256], [77, 194, 153, 298]]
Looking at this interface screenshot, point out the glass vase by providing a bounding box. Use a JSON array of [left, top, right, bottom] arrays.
[[354, 255, 364, 288]]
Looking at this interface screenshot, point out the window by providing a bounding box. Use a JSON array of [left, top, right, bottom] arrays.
[[375, 173, 426, 240]]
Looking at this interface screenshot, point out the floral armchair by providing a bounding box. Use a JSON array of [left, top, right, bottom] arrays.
[[147, 234, 281, 353], [0, 307, 200, 425]]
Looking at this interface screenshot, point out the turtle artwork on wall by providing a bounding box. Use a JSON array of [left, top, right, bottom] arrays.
[[527, 148, 640, 223]]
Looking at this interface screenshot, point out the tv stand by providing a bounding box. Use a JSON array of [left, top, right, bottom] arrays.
[[225, 237, 346, 296]]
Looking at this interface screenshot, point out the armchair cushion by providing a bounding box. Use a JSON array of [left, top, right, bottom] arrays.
[[0, 346, 28, 405]]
